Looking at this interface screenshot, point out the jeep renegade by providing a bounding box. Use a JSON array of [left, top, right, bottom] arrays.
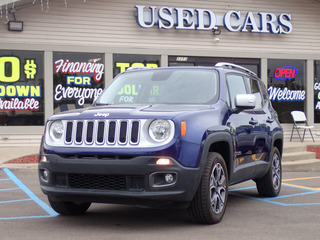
[[39, 63, 283, 224]]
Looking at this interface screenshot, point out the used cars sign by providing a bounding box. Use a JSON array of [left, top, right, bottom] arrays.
[[135, 5, 292, 34]]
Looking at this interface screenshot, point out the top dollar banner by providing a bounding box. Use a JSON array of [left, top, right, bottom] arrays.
[[0, 51, 44, 115]]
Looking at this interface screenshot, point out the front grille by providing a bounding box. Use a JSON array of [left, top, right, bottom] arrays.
[[67, 174, 145, 191], [69, 174, 127, 191], [65, 120, 140, 146]]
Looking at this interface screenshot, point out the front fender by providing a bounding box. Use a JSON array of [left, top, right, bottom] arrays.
[[190, 131, 234, 195]]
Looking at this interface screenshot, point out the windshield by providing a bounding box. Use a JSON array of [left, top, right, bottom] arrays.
[[96, 68, 219, 105]]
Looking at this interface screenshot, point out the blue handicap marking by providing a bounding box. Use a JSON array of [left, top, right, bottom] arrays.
[[0, 168, 58, 220]]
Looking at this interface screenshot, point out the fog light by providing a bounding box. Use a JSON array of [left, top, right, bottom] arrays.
[[165, 173, 174, 183], [43, 170, 49, 179], [149, 172, 178, 188], [40, 169, 50, 182], [156, 158, 173, 165]]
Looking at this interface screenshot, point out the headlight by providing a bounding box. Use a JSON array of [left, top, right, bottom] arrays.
[[49, 120, 64, 141], [149, 119, 172, 142]]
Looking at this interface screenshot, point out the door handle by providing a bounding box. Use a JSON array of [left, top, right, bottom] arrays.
[[249, 118, 258, 125], [266, 117, 274, 123]]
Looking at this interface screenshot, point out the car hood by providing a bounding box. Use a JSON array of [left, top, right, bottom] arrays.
[[48, 104, 213, 121]]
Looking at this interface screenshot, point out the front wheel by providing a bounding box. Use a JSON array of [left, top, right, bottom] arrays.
[[48, 197, 91, 215], [188, 152, 228, 224], [255, 147, 282, 197]]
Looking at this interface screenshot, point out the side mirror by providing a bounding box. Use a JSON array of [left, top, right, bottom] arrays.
[[235, 94, 256, 109]]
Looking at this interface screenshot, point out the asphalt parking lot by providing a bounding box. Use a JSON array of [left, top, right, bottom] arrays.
[[1, 168, 319, 240]]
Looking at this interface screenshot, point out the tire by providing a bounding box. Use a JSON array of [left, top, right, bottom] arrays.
[[48, 197, 91, 215], [255, 147, 282, 197], [188, 152, 228, 224]]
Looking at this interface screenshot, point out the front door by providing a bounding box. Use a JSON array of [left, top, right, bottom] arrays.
[[226, 74, 257, 183]]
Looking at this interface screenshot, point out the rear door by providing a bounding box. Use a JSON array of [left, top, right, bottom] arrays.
[[247, 77, 272, 177]]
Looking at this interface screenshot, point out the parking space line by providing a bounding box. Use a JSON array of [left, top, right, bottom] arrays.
[[0, 187, 20, 191], [271, 189, 319, 199], [229, 186, 256, 192], [282, 183, 319, 191], [282, 177, 320, 191], [0, 178, 10, 181], [0, 215, 57, 220], [0, 199, 33, 204], [282, 176, 320, 182], [0, 168, 58, 220]]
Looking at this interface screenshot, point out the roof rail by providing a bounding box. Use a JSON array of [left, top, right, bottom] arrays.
[[215, 62, 257, 77], [126, 66, 151, 71]]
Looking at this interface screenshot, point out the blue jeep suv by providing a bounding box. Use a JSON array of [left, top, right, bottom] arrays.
[[39, 63, 283, 224]]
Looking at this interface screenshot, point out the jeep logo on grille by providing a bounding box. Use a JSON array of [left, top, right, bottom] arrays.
[[94, 113, 110, 117]]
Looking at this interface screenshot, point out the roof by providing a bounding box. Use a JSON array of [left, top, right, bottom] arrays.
[[1, 0, 320, 10]]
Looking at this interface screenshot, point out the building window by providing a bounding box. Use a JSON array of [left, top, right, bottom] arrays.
[[169, 56, 260, 77], [267, 59, 306, 123], [113, 54, 160, 77], [0, 50, 44, 126], [53, 52, 105, 113], [314, 61, 320, 123]]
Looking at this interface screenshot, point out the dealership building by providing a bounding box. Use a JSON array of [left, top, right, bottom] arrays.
[[1, 0, 320, 141]]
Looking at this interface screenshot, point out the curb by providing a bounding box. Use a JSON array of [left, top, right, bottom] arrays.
[[1, 163, 38, 169]]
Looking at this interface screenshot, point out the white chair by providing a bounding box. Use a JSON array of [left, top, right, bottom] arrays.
[[290, 111, 315, 142]]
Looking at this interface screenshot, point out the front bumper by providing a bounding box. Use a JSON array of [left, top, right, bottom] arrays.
[[38, 154, 202, 206]]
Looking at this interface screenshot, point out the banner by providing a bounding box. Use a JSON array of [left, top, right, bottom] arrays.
[[0, 51, 44, 126], [53, 52, 104, 113]]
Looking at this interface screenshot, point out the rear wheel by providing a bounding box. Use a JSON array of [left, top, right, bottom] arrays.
[[48, 197, 91, 215], [255, 147, 282, 197], [188, 152, 228, 224]]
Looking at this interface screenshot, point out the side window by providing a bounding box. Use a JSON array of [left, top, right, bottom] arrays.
[[226, 74, 247, 109], [259, 81, 269, 103], [249, 78, 263, 109], [226, 86, 231, 108]]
